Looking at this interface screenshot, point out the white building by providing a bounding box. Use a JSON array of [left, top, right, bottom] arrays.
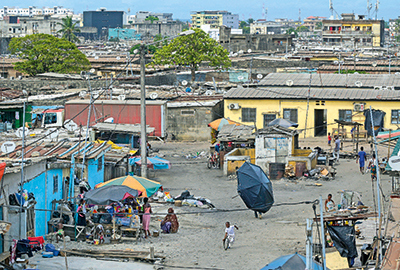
[[0, 6, 73, 19]]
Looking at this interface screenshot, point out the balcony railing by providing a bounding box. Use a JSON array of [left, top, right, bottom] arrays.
[[323, 30, 374, 35]]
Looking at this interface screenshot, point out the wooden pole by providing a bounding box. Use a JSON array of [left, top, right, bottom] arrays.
[[356, 125, 360, 153], [388, 129, 392, 162], [64, 230, 68, 270]]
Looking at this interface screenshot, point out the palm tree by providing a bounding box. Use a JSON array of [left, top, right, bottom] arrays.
[[57, 16, 80, 43]]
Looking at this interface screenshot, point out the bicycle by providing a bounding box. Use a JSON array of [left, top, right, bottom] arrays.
[[207, 153, 220, 169], [223, 235, 234, 250]]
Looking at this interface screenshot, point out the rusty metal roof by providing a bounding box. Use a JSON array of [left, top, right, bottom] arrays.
[[260, 73, 400, 88], [224, 85, 400, 101]]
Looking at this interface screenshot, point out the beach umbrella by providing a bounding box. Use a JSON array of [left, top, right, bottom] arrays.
[[129, 156, 171, 170], [84, 185, 140, 205], [237, 162, 274, 213], [267, 118, 298, 128], [95, 175, 162, 198], [261, 253, 326, 270], [208, 118, 239, 131]]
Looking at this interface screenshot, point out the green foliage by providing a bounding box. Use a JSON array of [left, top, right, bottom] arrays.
[[57, 16, 80, 43], [129, 34, 168, 54], [315, 22, 323, 29], [240, 21, 250, 34], [9, 34, 90, 76], [296, 25, 310, 32], [145, 16, 159, 24], [152, 28, 231, 82], [334, 70, 367, 74], [286, 27, 298, 37], [109, 37, 120, 42], [247, 18, 254, 25]]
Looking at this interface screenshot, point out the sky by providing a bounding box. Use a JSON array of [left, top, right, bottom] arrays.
[[2, 0, 399, 21]]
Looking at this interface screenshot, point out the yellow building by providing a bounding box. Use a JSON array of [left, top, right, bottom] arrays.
[[191, 10, 239, 29], [224, 73, 400, 138], [322, 13, 384, 47]]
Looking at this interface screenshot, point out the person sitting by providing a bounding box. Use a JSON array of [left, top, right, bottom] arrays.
[[94, 224, 105, 244], [325, 194, 336, 212], [56, 222, 64, 243], [160, 208, 179, 233]]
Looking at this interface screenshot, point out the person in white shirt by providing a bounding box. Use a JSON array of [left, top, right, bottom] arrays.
[[223, 222, 239, 247]]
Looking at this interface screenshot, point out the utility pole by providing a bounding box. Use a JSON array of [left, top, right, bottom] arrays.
[[140, 44, 147, 178], [304, 72, 312, 138], [19, 101, 26, 239], [319, 196, 327, 270]]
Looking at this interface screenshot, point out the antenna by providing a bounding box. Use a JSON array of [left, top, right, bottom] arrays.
[[329, 0, 334, 18], [367, 0, 372, 19], [375, 0, 379, 20], [299, 9, 301, 22], [262, 3, 266, 20], [265, 8, 268, 21]]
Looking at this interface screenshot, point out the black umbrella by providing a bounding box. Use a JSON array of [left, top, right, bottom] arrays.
[[237, 162, 274, 213], [84, 185, 140, 205]]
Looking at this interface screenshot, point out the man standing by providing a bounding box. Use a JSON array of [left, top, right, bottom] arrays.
[[356, 146, 367, 174], [333, 136, 340, 163]]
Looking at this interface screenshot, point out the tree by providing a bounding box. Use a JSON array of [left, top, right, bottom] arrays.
[[9, 34, 90, 76], [130, 34, 168, 54], [152, 28, 231, 82], [296, 25, 310, 32], [57, 15, 80, 43], [240, 21, 250, 34], [286, 27, 298, 37], [247, 18, 254, 25], [145, 16, 159, 24], [315, 22, 323, 30]]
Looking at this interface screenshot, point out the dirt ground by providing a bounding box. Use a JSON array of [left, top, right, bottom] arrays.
[[63, 137, 392, 270]]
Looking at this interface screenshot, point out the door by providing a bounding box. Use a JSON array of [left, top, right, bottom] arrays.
[[314, 109, 327, 137]]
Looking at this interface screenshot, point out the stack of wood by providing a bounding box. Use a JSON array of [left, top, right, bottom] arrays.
[[61, 248, 165, 263], [285, 165, 295, 178]]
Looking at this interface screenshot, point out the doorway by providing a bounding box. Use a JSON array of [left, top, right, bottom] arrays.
[[314, 109, 327, 137]]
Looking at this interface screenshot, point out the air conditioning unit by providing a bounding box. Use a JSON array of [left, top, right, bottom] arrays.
[[381, 86, 387, 90], [228, 103, 240, 110], [354, 103, 365, 112], [387, 86, 394, 91], [374, 86, 382, 90]]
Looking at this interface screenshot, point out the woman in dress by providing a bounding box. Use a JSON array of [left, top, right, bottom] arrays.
[[142, 197, 152, 238], [161, 208, 179, 233]]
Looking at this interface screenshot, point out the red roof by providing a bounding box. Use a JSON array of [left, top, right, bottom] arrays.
[[43, 109, 64, 113]]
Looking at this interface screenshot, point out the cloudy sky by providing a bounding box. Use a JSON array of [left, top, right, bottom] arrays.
[[2, 0, 398, 21]]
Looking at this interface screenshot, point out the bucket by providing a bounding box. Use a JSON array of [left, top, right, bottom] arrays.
[[269, 163, 285, 180]]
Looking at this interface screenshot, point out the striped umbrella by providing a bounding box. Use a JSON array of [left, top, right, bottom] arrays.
[[95, 175, 162, 198]]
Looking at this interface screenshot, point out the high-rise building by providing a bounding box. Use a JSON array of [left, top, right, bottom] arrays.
[[83, 8, 124, 38], [191, 11, 239, 29]]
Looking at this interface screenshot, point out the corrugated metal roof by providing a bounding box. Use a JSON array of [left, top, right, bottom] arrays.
[[224, 86, 400, 101], [260, 73, 400, 88]]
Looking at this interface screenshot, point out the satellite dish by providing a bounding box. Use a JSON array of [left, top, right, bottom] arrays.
[[104, 117, 114, 123], [205, 90, 213, 96], [238, 50, 244, 54], [233, 53, 238, 57], [15, 127, 29, 138], [118, 94, 126, 100], [237, 76, 244, 80], [389, 156, 400, 171], [355, 81, 363, 87], [257, 74, 263, 79], [92, 91, 99, 99], [89, 68, 95, 73], [22, 90, 28, 96], [286, 80, 294, 86], [79, 91, 87, 98], [333, 61, 339, 65], [64, 120, 78, 132], [133, 49, 139, 54], [372, 62, 377, 67], [1, 141, 16, 154], [150, 92, 158, 100], [94, 56, 99, 60], [395, 72, 400, 75], [47, 128, 59, 140], [182, 80, 188, 86], [354, 72, 359, 74], [164, 64, 170, 68], [247, 49, 252, 53], [116, 56, 121, 60], [124, 89, 131, 94]]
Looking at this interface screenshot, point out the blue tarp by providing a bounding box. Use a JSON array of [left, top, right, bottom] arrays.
[[237, 162, 274, 213], [261, 253, 326, 270], [129, 156, 171, 170]]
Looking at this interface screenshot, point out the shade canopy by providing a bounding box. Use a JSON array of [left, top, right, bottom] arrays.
[[237, 162, 274, 213], [208, 118, 239, 131], [84, 185, 140, 205], [261, 253, 325, 270], [129, 156, 171, 170], [95, 175, 162, 198], [267, 118, 298, 128]]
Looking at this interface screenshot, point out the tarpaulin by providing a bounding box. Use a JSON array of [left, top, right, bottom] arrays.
[[0, 162, 5, 181], [364, 109, 386, 136], [327, 226, 358, 258]]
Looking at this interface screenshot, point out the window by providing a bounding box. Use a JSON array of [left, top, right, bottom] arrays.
[[263, 114, 276, 127], [339, 110, 352, 122], [98, 157, 103, 171], [44, 113, 57, 124], [181, 110, 195, 116], [283, 109, 298, 123], [53, 175, 58, 193], [242, 108, 256, 122], [391, 110, 400, 124]]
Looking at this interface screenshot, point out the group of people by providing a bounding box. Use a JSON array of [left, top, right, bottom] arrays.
[[356, 147, 378, 180]]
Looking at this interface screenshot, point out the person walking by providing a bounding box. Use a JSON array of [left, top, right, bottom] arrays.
[[333, 136, 340, 163], [142, 197, 152, 238], [356, 146, 367, 174], [368, 153, 377, 181], [328, 132, 332, 147]]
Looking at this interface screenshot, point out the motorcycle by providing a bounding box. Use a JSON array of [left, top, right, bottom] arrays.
[[207, 152, 220, 169]]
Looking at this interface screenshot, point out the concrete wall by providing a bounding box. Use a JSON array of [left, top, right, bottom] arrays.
[[87, 156, 105, 188], [0, 37, 11, 54], [166, 102, 223, 141], [255, 134, 293, 172], [130, 22, 182, 37]]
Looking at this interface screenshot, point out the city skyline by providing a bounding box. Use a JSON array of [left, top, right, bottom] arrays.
[[1, 0, 399, 21]]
